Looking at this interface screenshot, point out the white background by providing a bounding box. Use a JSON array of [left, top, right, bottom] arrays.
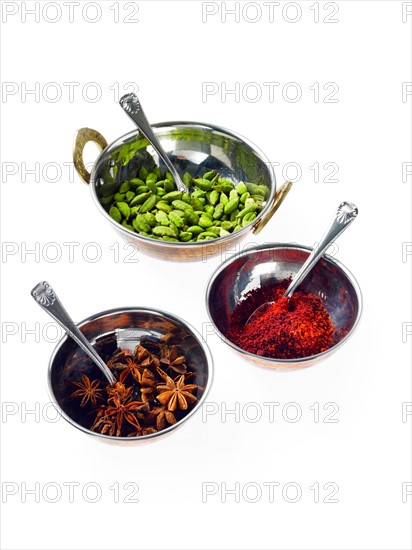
[[1, 1, 411, 549]]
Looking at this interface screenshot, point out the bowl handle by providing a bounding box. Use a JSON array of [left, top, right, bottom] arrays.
[[73, 128, 108, 184], [252, 181, 293, 235]]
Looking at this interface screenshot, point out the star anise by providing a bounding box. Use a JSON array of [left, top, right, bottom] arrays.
[[107, 348, 133, 370], [134, 344, 160, 370], [70, 375, 103, 408], [91, 408, 116, 436], [140, 368, 157, 402], [119, 357, 144, 384], [106, 381, 133, 400], [160, 345, 187, 375], [156, 374, 198, 412], [93, 382, 148, 436], [150, 405, 177, 430]]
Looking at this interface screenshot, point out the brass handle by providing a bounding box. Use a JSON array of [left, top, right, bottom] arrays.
[[252, 181, 293, 235], [73, 127, 108, 184]]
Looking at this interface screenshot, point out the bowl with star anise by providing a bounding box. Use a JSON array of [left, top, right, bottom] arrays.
[[48, 307, 213, 444]]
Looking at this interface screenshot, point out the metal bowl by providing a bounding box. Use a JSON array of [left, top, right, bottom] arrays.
[[73, 123, 292, 262], [49, 307, 213, 444], [206, 244, 362, 371]]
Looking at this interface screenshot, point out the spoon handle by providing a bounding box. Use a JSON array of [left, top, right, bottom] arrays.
[[119, 93, 189, 193], [284, 201, 358, 298], [31, 282, 116, 384]]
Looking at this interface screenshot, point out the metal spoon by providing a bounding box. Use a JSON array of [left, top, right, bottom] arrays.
[[31, 281, 116, 384], [119, 93, 189, 194], [247, 201, 358, 324]]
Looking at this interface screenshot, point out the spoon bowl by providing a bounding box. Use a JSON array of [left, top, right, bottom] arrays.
[[246, 201, 358, 325]]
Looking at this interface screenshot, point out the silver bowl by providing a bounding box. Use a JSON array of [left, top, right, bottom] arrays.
[[73, 123, 292, 262], [206, 244, 362, 371], [49, 307, 213, 444]]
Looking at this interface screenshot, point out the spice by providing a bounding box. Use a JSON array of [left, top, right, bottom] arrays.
[[99, 160, 269, 242], [70, 375, 103, 408], [226, 279, 338, 359], [69, 341, 200, 437]]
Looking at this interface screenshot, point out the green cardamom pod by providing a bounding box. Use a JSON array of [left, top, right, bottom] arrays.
[[165, 171, 175, 183], [138, 167, 148, 180], [129, 178, 145, 188], [100, 194, 114, 205], [163, 179, 175, 192], [139, 195, 157, 213], [185, 210, 200, 225], [130, 192, 151, 207], [117, 202, 130, 219], [156, 211, 170, 226], [171, 199, 193, 213], [153, 226, 178, 238], [242, 212, 257, 227], [143, 212, 157, 227], [219, 193, 229, 205], [114, 193, 126, 201], [179, 231, 193, 242], [221, 221, 233, 231], [237, 203, 257, 219], [109, 206, 121, 223], [169, 211, 184, 228], [193, 178, 213, 191], [146, 180, 157, 194], [186, 225, 203, 235], [224, 197, 239, 214], [119, 181, 131, 193], [156, 201, 172, 213], [183, 172, 192, 187], [209, 190, 219, 205], [162, 191, 183, 202], [133, 214, 151, 233], [213, 203, 224, 219], [235, 182, 248, 195], [199, 215, 213, 228]]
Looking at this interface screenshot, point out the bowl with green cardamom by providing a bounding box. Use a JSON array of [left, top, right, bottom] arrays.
[[73, 122, 292, 262]]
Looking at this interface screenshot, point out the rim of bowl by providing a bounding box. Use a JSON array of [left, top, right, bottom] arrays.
[[89, 121, 276, 248], [47, 306, 214, 442], [205, 243, 363, 365]]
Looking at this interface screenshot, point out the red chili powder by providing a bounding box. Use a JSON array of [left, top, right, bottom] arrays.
[[226, 280, 336, 359]]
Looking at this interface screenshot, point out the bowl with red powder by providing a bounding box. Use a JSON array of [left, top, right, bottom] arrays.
[[206, 244, 362, 370]]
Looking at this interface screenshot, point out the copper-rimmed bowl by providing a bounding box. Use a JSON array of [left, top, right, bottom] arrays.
[[73, 122, 292, 262], [206, 244, 362, 371], [49, 307, 213, 444]]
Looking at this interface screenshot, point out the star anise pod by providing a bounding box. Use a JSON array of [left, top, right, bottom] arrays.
[[107, 348, 133, 370], [106, 398, 147, 437], [160, 345, 187, 375], [140, 368, 157, 402], [134, 344, 160, 370], [92, 382, 149, 436], [91, 408, 116, 436], [107, 381, 133, 401], [118, 358, 144, 384], [156, 374, 198, 412], [70, 375, 103, 408], [150, 405, 177, 431]]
